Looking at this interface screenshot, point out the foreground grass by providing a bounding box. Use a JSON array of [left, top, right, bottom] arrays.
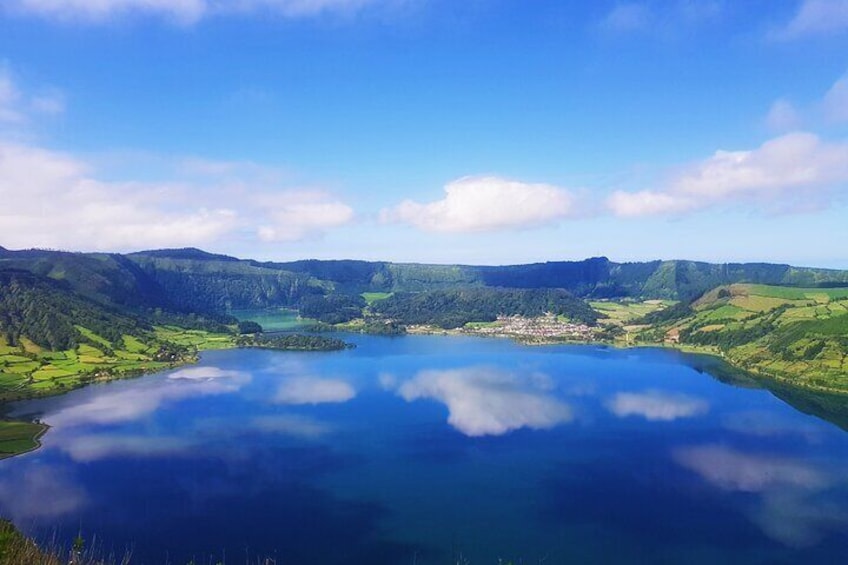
[[0, 520, 130, 565]]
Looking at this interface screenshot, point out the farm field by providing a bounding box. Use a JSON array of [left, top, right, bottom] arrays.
[[639, 284, 848, 393], [0, 328, 235, 402]]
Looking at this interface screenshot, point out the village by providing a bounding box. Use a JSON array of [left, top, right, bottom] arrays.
[[462, 313, 596, 342]]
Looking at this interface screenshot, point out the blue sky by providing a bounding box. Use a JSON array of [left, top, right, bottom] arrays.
[[1, 0, 847, 267]]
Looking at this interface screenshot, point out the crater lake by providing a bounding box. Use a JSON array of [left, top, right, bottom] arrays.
[[3, 334, 848, 564]]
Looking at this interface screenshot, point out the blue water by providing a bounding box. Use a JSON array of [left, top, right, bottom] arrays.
[[3, 334, 848, 564]]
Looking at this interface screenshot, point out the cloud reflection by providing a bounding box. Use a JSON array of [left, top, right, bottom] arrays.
[[722, 410, 822, 442], [251, 415, 331, 439], [58, 433, 193, 462], [674, 444, 847, 547], [45, 367, 250, 427], [674, 444, 827, 492], [607, 390, 708, 421], [274, 377, 356, 405], [398, 366, 572, 437], [0, 465, 87, 522]]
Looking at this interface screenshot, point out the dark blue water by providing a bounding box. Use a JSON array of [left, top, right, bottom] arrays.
[[3, 334, 848, 564]]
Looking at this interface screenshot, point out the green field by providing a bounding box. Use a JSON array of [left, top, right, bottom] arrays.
[[0, 326, 235, 403], [636, 283, 848, 393], [590, 300, 672, 325], [0, 421, 47, 459], [362, 292, 393, 305]]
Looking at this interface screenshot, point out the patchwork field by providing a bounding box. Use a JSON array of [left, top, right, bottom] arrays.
[[641, 284, 848, 393], [0, 327, 235, 402]]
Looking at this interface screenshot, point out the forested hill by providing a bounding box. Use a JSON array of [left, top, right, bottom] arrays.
[[0, 269, 148, 351], [2, 246, 848, 330], [266, 256, 848, 301]]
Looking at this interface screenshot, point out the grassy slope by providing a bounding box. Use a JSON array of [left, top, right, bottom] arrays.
[[633, 284, 848, 393], [0, 328, 234, 402]]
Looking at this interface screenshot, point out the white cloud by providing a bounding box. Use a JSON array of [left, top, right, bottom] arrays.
[[0, 141, 354, 251], [30, 90, 66, 116], [823, 73, 848, 123], [765, 98, 803, 131], [6, 0, 397, 23], [601, 3, 651, 32], [774, 0, 848, 39], [599, 1, 722, 35], [397, 366, 572, 436], [381, 175, 576, 233], [606, 390, 708, 421], [256, 191, 355, 242], [0, 142, 236, 250], [607, 132, 848, 217], [274, 376, 356, 404], [0, 63, 64, 125], [606, 190, 695, 217], [0, 67, 23, 123]]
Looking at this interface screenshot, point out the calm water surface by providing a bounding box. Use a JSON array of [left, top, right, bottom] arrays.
[[3, 334, 848, 564]]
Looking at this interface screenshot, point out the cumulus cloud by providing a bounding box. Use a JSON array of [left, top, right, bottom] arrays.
[[606, 390, 708, 421], [256, 191, 355, 242], [765, 98, 803, 131], [274, 377, 356, 404], [5, 0, 397, 24], [0, 64, 64, 125], [606, 189, 696, 217], [0, 142, 235, 250], [599, 1, 722, 35], [45, 368, 249, 427], [601, 3, 651, 32], [0, 67, 23, 123], [607, 132, 848, 217], [381, 175, 576, 233], [763, 72, 848, 130], [823, 73, 848, 123], [0, 141, 354, 251], [773, 0, 848, 39], [397, 366, 572, 436]]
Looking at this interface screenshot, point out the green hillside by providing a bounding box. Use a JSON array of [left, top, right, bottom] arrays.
[[635, 284, 848, 392]]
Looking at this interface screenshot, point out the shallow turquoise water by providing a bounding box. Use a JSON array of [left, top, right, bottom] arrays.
[[2, 334, 848, 564]]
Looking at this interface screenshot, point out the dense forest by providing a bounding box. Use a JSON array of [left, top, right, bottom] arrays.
[[369, 288, 599, 329], [0, 270, 148, 351]]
